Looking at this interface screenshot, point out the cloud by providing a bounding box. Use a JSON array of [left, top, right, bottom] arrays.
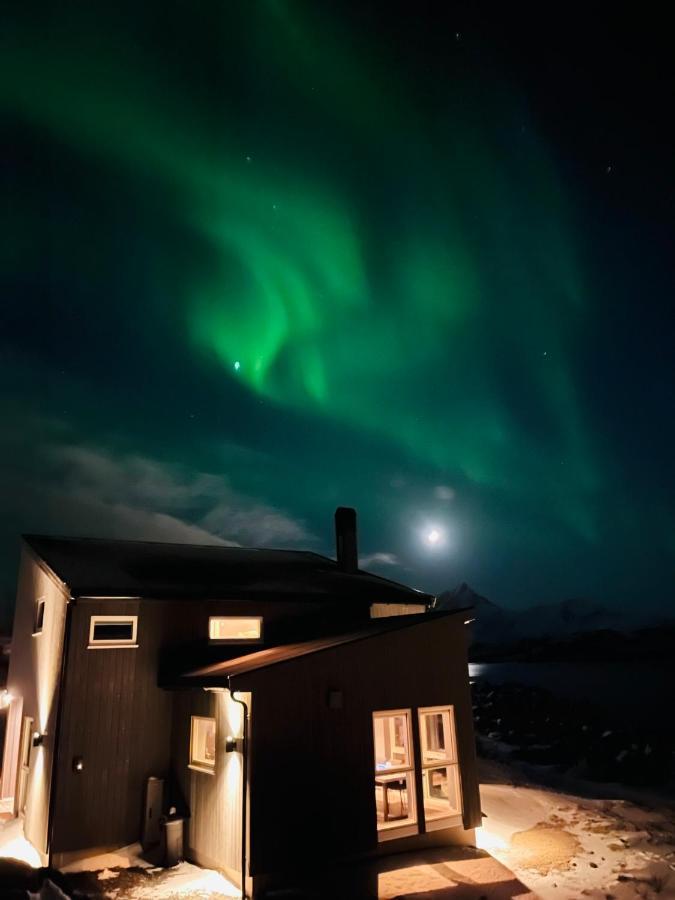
[[359, 551, 400, 568], [200, 502, 309, 546], [0, 424, 315, 625], [434, 484, 456, 501], [23, 442, 313, 548]]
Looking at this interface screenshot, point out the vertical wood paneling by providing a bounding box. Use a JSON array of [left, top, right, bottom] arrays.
[[170, 688, 250, 886], [236, 614, 481, 880], [51, 600, 172, 854]]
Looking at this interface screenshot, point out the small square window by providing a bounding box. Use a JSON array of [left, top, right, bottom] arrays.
[[209, 616, 262, 642], [88, 615, 138, 648], [33, 599, 45, 635], [190, 716, 216, 774]]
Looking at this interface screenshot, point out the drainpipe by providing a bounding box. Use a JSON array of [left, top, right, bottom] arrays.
[[228, 677, 249, 900]]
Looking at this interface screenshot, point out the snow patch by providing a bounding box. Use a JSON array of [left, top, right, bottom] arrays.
[[479, 758, 675, 899]]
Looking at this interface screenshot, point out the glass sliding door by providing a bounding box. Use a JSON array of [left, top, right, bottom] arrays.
[[418, 706, 463, 830], [372, 705, 464, 840], [372, 710, 418, 839]]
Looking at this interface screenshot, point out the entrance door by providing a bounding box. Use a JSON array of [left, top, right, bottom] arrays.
[[16, 716, 33, 815], [1, 696, 23, 806]]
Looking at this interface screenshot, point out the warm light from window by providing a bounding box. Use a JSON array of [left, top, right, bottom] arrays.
[[372, 709, 417, 838], [418, 706, 462, 827], [209, 616, 262, 641]]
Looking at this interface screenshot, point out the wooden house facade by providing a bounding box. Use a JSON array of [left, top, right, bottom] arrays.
[[0, 509, 481, 897]]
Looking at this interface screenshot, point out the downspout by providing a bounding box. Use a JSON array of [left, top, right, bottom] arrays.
[[228, 677, 249, 900], [46, 596, 74, 864]]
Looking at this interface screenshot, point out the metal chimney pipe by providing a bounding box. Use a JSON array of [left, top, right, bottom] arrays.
[[335, 507, 358, 572]]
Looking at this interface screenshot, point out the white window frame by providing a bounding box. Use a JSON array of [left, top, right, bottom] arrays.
[[372, 708, 418, 841], [418, 705, 463, 832], [88, 615, 138, 649], [208, 615, 263, 644], [189, 715, 216, 775]]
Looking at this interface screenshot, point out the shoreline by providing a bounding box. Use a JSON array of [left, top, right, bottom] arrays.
[[471, 674, 674, 789]]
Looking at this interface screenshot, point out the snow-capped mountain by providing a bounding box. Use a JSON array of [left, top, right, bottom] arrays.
[[436, 582, 665, 644], [437, 583, 514, 642]]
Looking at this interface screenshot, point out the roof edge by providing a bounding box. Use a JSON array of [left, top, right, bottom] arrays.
[[21, 538, 72, 597], [20, 533, 436, 604], [186, 608, 472, 682], [21, 532, 331, 560]]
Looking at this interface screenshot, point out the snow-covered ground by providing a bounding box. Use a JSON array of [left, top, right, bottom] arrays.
[[0, 814, 43, 868], [478, 758, 675, 900], [0, 818, 239, 899], [61, 843, 239, 898], [3, 762, 674, 898]]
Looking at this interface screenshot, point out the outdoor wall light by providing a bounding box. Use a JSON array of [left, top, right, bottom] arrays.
[[72, 756, 84, 773], [225, 735, 239, 753], [32, 731, 44, 747]]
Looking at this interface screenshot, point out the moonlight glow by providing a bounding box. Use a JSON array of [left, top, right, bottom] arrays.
[[420, 524, 448, 551]]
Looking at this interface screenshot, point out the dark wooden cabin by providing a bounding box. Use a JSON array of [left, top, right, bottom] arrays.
[[0, 509, 481, 897]]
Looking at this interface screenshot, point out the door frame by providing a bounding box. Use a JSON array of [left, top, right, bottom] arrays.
[[1, 696, 23, 806], [16, 715, 34, 816]]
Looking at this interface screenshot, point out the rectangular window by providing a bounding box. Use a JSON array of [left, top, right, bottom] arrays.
[[209, 616, 262, 642], [372, 710, 417, 839], [33, 599, 45, 635], [88, 615, 138, 648], [370, 603, 427, 618], [190, 716, 216, 773], [419, 706, 462, 830]]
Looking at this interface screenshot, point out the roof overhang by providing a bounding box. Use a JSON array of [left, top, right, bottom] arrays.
[[179, 609, 471, 686]]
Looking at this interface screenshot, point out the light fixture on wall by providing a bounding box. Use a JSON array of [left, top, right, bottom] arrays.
[[32, 731, 45, 747], [0, 689, 12, 709], [225, 735, 239, 753]]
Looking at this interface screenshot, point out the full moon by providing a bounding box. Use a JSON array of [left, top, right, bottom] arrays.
[[426, 528, 442, 545]]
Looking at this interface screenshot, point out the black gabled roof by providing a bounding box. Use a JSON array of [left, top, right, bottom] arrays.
[[184, 609, 468, 682], [22, 534, 435, 605]]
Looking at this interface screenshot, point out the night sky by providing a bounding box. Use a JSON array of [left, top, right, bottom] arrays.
[[2, 2, 674, 626]]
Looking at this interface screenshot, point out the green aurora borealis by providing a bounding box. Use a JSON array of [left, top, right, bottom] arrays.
[[1, 2, 674, 620]]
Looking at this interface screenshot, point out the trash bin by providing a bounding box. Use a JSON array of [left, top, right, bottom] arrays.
[[161, 812, 186, 867], [142, 776, 164, 850]]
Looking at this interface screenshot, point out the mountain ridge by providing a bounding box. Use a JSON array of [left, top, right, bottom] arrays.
[[437, 582, 672, 644]]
